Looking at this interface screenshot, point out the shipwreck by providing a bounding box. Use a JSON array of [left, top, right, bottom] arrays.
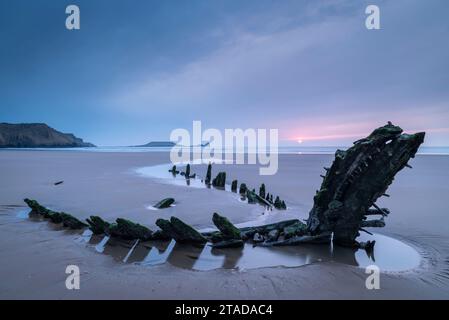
[[23, 123, 425, 250]]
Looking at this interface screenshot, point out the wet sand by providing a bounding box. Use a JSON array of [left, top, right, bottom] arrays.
[[1, 150, 449, 299]]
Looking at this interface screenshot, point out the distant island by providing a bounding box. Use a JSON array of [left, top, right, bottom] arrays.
[[133, 141, 177, 147], [132, 141, 210, 148], [0, 123, 95, 148]]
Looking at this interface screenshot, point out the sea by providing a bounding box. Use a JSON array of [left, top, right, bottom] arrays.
[[1, 146, 449, 155]]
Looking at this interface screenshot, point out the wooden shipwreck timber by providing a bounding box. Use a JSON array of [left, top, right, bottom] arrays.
[[307, 122, 425, 247], [23, 123, 425, 250]]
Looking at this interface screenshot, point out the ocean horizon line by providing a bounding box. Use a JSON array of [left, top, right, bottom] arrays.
[[1, 146, 449, 155]]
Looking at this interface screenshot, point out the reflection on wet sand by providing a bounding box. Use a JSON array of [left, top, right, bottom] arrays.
[[84, 232, 420, 272], [140, 240, 174, 266], [19, 213, 419, 272], [166, 242, 207, 269], [102, 238, 136, 262], [331, 244, 359, 266], [125, 240, 148, 263], [212, 247, 244, 269]]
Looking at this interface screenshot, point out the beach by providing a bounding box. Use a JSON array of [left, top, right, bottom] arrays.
[[1, 150, 449, 299]]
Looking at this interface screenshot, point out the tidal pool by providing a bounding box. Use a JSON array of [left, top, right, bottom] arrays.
[[83, 231, 421, 272], [16, 207, 421, 272]]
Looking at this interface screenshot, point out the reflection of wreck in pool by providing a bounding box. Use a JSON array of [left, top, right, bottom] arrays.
[[85, 232, 420, 272], [140, 240, 174, 266], [211, 246, 244, 269], [18, 206, 421, 272], [101, 237, 135, 262], [166, 242, 206, 269]]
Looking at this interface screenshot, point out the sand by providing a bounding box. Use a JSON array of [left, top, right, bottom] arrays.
[[1, 150, 448, 299]]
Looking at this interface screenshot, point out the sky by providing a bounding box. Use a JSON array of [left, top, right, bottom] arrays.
[[1, 0, 448, 146]]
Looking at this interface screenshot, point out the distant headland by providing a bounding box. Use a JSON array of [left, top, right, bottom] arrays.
[[0, 123, 95, 148], [133, 141, 177, 147], [132, 141, 210, 148]]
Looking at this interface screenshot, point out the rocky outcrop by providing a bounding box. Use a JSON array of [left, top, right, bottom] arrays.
[[1, 123, 95, 148]]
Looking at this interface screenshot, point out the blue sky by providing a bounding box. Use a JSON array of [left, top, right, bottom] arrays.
[[1, 0, 448, 146]]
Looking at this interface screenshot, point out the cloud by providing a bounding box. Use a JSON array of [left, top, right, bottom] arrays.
[[105, 0, 449, 146], [110, 5, 356, 117]]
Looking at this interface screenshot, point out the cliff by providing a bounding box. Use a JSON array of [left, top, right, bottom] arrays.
[[0, 123, 95, 148]]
